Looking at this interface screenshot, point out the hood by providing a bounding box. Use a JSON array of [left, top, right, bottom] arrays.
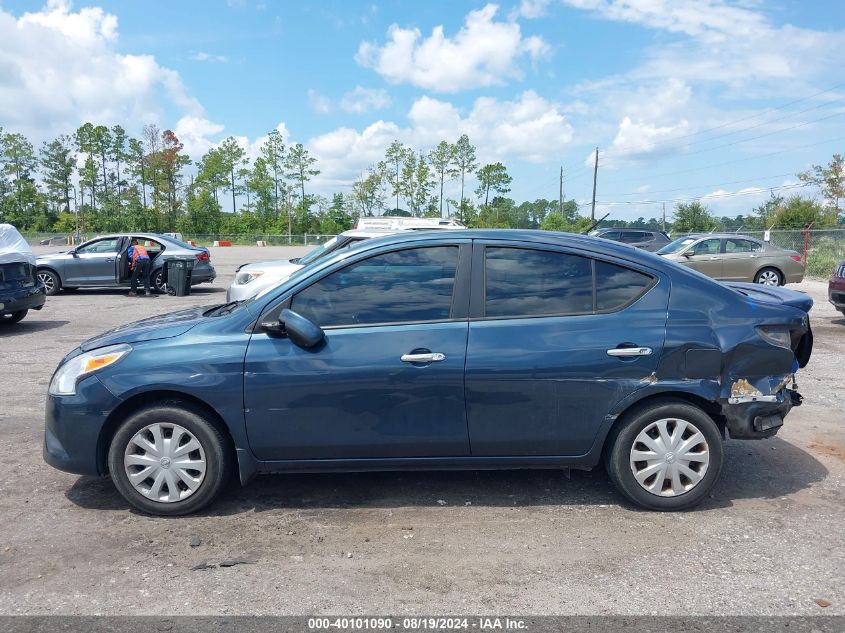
[[723, 282, 813, 313], [0, 224, 35, 266], [79, 305, 211, 352], [239, 259, 302, 273]]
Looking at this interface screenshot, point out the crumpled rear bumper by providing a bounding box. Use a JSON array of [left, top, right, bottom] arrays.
[[720, 387, 802, 439]]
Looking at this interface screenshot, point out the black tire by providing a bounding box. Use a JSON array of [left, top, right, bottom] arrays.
[[605, 400, 723, 511], [107, 402, 232, 516], [152, 268, 167, 294], [754, 267, 783, 286], [37, 269, 61, 296], [0, 310, 28, 325]]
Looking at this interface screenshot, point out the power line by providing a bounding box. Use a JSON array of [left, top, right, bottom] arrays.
[[601, 132, 845, 185], [596, 182, 811, 206], [628, 80, 845, 150], [605, 172, 796, 198]]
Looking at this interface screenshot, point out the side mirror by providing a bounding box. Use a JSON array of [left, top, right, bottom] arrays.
[[68, 249, 78, 256], [682, 250, 693, 258], [278, 308, 325, 348]]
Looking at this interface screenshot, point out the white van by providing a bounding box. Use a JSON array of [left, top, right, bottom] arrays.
[[355, 216, 465, 231]]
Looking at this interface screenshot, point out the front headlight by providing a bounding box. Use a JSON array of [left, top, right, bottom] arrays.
[[756, 326, 791, 350], [49, 344, 132, 396], [234, 270, 264, 285]]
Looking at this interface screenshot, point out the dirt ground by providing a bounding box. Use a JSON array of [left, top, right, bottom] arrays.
[[0, 245, 843, 615]]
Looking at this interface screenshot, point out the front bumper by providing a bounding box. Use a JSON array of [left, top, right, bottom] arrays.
[[829, 280, 845, 309], [0, 285, 45, 315], [43, 375, 120, 476]]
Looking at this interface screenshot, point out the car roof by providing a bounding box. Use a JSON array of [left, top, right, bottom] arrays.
[[339, 228, 407, 238], [343, 228, 657, 260], [681, 233, 763, 240]]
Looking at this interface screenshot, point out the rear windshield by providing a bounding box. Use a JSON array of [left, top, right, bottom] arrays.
[[159, 235, 197, 250], [657, 237, 698, 254]]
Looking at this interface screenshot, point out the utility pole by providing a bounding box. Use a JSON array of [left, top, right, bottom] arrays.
[[559, 166, 564, 215], [662, 202, 666, 232], [590, 147, 599, 221]]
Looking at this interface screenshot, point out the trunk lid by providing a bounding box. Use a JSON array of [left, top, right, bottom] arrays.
[[723, 282, 812, 313]]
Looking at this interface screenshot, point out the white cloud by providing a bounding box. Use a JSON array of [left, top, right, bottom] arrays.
[[307, 89, 332, 114], [0, 0, 205, 141], [600, 79, 693, 166], [340, 86, 392, 114], [355, 4, 550, 93], [516, 0, 552, 19], [190, 51, 228, 63], [563, 0, 845, 89], [173, 116, 226, 158], [305, 91, 573, 188]]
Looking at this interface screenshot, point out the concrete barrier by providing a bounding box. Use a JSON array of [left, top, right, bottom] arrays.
[[213, 240, 232, 247], [256, 240, 268, 247]]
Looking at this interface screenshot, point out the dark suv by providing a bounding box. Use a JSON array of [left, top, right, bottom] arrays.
[[589, 228, 671, 252]]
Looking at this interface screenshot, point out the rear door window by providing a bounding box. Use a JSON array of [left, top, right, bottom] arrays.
[[620, 231, 645, 243], [483, 246, 655, 317], [724, 238, 761, 253], [484, 247, 593, 317], [595, 261, 654, 311]]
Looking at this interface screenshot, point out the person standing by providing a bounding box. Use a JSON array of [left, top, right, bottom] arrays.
[[127, 238, 153, 297]]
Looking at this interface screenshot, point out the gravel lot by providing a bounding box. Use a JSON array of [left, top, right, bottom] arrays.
[[0, 245, 843, 615]]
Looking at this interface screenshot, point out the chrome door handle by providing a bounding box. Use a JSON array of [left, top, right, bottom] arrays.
[[607, 347, 652, 357], [708, 257, 719, 260], [105, 258, 114, 263], [401, 352, 446, 363]]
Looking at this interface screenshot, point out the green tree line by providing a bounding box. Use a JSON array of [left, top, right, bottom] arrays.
[[1, 122, 842, 237]]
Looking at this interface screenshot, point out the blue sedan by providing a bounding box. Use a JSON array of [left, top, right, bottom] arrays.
[[43, 230, 813, 514]]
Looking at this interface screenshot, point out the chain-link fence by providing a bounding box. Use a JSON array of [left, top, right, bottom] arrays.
[[25, 229, 845, 278], [24, 233, 338, 248]]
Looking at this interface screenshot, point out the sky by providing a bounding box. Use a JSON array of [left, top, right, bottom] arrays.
[[1, 0, 844, 222]]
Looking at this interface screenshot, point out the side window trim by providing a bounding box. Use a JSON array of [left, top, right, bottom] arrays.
[[469, 241, 657, 321]]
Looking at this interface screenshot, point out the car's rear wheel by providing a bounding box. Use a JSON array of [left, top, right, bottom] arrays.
[[37, 269, 61, 295], [152, 269, 167, 294], [754, 267, 783, 286], [107, 403, 232, 516], [605, 400, 723, 510], [0, 310, 28, 324]]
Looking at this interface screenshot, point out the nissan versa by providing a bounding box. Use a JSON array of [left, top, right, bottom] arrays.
[[43, 230, 813, 515]]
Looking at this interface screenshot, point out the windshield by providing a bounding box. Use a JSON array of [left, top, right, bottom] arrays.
[[297, 236, 340, 265], [657, 236, 698, 255]]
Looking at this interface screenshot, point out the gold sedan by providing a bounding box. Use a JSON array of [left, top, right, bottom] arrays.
[[656, 234, 805, 285]]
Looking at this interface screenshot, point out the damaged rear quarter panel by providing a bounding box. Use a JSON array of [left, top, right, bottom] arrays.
[[643, 272, 810, 438]]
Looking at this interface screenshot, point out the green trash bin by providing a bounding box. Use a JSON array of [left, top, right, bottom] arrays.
[[166, 257, 195, 296]]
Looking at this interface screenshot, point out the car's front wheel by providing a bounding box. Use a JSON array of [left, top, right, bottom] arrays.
[[107, 403, 232, 515], [0, 310, 28, 324], [37, 269, 61, 295], [605, 400, 723, 510], [754, 267, 783, 286]]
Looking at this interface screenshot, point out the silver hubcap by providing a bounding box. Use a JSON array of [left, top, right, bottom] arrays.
[[38, 272, 55, 292], [630, 418, 709, 497], [123, 422, 206, 503], [757, 270, 779, 285]]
